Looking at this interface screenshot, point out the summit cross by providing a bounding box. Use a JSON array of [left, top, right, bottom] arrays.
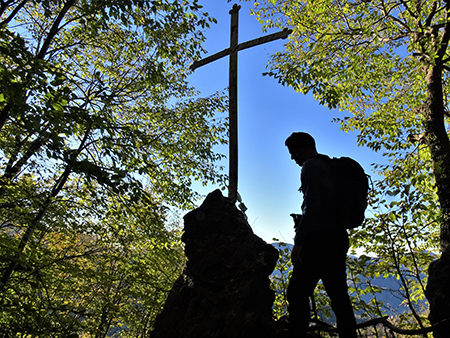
[[190, 4, 291, 203]]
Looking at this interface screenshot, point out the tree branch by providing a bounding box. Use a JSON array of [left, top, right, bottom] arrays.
[[437, 4, 450, 61], [310, 316, 450, 334], [36, 0, 76, 60], [0, 0, 28, 26], [425, 1, 439, 27], [0, 123, 92, 293]]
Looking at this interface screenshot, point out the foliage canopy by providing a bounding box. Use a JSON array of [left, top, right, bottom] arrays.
[[0, 0, 227, 336], [246, 0, 448, 259]]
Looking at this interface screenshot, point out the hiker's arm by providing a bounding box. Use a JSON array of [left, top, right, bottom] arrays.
[[294, 160, 323, 246]]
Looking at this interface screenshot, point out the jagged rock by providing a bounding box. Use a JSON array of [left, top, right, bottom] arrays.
[[426, 248, 450, 338], [151, 189, 279, 338]]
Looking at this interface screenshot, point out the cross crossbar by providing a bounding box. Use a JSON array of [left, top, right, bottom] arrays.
[[190, 28, 292, 71]]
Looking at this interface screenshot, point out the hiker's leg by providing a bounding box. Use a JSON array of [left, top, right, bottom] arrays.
[[322, 257, 357, 338], [287, 266, 320, 338]]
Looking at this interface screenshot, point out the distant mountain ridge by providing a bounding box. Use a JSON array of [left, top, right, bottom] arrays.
[[270, 242, 428, 323]]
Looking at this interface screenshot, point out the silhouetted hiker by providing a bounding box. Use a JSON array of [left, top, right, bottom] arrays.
[[285, 132, 357, 338]]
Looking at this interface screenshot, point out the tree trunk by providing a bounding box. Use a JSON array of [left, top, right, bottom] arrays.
[[423, 64, 450, 338]]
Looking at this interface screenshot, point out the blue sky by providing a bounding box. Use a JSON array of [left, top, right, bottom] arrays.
[[188, 1, 383, 244]]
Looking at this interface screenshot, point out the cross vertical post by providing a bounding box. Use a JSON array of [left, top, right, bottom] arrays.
[[189, 4, 291, 204], [228, 4, 240, 203]]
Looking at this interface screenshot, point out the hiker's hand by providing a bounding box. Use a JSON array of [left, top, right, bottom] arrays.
[[291, 245, 303, 268]]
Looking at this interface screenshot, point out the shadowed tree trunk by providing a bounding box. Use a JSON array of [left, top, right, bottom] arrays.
[[423, 62, 450, 338]]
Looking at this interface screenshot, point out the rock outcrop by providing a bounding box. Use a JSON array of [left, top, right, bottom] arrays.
[[151, 189, 279, 338]]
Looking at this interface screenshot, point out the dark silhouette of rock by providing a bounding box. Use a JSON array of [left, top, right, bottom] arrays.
[[151, 189, 279, 338]]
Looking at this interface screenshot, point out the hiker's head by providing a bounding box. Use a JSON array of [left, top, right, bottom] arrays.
[[285, 132, 318, 166]]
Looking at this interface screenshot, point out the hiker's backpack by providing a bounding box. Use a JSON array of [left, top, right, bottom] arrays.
[[319, 155, 370, 229]]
